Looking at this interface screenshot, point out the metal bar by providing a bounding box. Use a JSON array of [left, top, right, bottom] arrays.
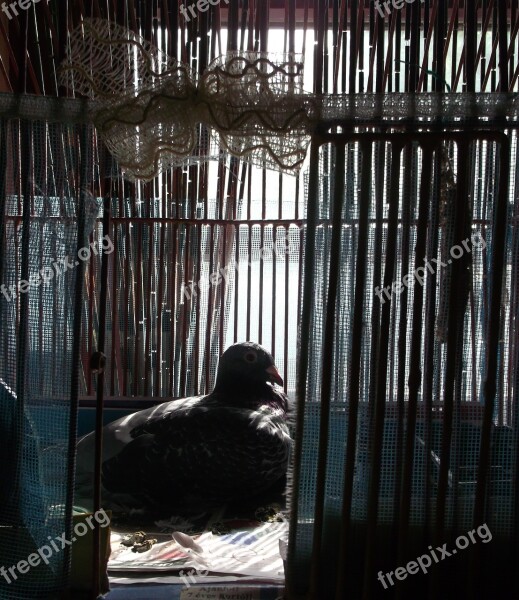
[[286, 141, 320, 600], [64, 123, 89, 587], [432, 136, 472, 595], [498, 0, 509, 90], [143, 222, 153, 396], [395, 143, 434, 599], [335, 139, 372, 600], [122, 220, 130, 397], [111, 224, 120, 396], [92, 195, 111, 599], [11, 120, 32, 529], [169, 221, 178, 396], [421, 144, 442, 550], [470, 131, 510, 597], [155, 221, 165, 396], [193, 222, 202, 395], [0, 119, 7, 322], [308, 143, 345, 597], [392, 139, 414, 564], [204, 224, 215, 392], [466, 0, 477, 91]]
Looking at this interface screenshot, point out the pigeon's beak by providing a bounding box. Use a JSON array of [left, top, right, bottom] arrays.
[[266, 365, 284, 387]]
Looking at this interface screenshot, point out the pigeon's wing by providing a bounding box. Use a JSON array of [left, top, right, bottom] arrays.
[[101, 404, 291, 509], [74, 396, 205, 509]]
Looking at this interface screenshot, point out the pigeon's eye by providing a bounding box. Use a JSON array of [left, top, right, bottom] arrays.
[[244, 351, 257, 363]]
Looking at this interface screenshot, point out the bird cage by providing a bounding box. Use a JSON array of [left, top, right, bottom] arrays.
[[1, 2, 519, 600]]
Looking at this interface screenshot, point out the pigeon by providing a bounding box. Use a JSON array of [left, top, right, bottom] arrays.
[[74, 342, 292, 517]]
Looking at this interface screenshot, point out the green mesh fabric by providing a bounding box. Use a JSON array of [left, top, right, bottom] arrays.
[[289, 129, 518, 599], [0, 116, 98, 599]]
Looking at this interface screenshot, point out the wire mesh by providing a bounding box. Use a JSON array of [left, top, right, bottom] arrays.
[[0, 118, 97, 599], [289, 127, 517, 599]]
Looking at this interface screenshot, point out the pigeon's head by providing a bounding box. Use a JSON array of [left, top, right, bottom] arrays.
[[213, 342, 284, 397]]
